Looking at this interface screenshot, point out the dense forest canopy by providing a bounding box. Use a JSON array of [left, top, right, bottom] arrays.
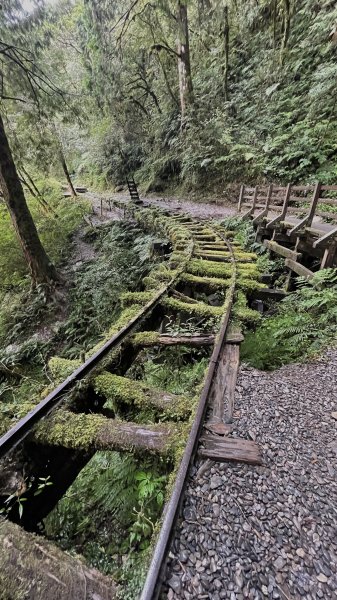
[[1, 0, 337, 199]]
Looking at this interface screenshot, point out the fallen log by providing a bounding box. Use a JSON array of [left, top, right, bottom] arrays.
[[33, 410, 178, 456], [131, 331, 215, 347], [0, 517, 116, 600]]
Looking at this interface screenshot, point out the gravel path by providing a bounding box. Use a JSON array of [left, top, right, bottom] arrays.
[[87, 190, 236, 220], [143, 194, 236, 220], [164, 349, 337, 600]]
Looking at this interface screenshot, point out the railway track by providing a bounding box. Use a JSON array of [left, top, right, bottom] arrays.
[[0, 201, 263, 599]]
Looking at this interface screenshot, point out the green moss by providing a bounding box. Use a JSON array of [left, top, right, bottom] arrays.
[[142, 276, 159, 289], [232, 290, 262, 323], [35, 410, 103, 450], [120, 291, 153, 307], [188, 258, 259, 279], [35, 409, 179, 456], [195, 251, 231, 262], [237, 277, 267, 291], [131, 331, 160, 345], [94, 372, 145, 406], [179, 272, 232, 290], [94, 371, 190, 418], [48, 356, 82, 381], [188, 258, 233, 278], [195, 249, 231, 256], [162, 296, 224, 318]]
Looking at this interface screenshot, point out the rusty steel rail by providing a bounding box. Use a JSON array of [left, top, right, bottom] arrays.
[[140, 226, 237, 599]]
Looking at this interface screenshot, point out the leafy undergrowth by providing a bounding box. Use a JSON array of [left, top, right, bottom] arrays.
[[44, 452, 168, 577], [241, 269, 337, 370], [0, 179, 89, 290], [0, 217, 159, 434]]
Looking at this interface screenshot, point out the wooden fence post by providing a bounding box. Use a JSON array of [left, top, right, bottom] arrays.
[[306, 181, 321, 228], [238, 185, 244, 212]]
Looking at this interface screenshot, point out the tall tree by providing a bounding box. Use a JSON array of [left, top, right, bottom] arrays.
[[0, 114, 57, 285], [176, 1, 194, 125], [0, 1, 63, 285]]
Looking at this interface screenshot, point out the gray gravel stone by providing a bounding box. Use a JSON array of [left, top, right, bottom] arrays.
[[163, 348, 337, 599]]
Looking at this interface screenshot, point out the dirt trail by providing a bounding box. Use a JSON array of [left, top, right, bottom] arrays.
[[85, 189, 237, 221]]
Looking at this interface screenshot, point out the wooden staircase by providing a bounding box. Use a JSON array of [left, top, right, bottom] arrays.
[[127, 177, 142, 204]]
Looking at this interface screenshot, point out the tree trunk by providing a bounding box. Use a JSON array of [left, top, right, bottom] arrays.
[[280, 0, 290, 62], [0, 114, 57, 286], [176, 1, 194, 125], [223, 4, 229, 101], [33, 410, 179, 456], [59, 147, 77, 198], [21, 166, 41, 197], [18, 171, 37, 198], [0, 518, 116, 600]]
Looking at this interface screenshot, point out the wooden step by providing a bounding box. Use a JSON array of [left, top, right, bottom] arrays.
[[209, 343, 240, 424], [199, 435, 262, 465]]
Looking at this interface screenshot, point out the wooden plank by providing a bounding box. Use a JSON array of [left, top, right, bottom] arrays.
[[133, 333, 216, 347], [320, 241, 337, 269], [252, 184, 272, 224], [208, 343, 239, 424], [199, 435, 262, 465], [250, 287, 287, 302], [291, 185, 314, 192], [226, 331, 244, 344], [313, 225, 337, 248], [321, 185, 337, 191], [209, 343, 240, 424], [238, 184, 244, 212], [263, 240, 301, 260], [0, 518, 116, 600], [242, 186, 258, 219], [204, 422, 233, 436], [285, 258, 314, 279], [267, 183, 291, 228]]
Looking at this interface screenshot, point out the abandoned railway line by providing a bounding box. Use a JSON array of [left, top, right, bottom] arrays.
[[0, 199, 264, 599], [1, 190, 336, 599]]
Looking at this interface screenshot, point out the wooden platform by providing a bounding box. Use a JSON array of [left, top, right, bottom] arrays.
[[199, 435, 262, 465]]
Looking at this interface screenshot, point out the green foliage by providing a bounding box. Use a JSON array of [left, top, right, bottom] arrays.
[[139, 346, 209, 396], [242, 269, 337, 370], [57, 222, 157, 358], [0, 181, 88, 289], [44, 451, 168, 574]]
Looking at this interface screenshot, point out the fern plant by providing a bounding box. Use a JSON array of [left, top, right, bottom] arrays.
[[241, 269, 337, 370]]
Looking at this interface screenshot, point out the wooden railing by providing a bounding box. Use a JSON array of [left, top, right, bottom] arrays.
[[238, 182, 337, 248]]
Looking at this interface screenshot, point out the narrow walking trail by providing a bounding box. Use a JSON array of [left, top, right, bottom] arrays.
[[164, 349, 337, 600]]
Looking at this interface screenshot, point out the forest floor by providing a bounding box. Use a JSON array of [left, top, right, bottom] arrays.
[[164, 349, 337, 600]]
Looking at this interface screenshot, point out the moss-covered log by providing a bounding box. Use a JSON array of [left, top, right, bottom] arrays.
[[131, 331, 215, 347], [187, 258, 259, 279], [33, 411, 178, 456], [0, 517, 116, 600], [94, 372, 190, 418], [162, 296, 224, 317]]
